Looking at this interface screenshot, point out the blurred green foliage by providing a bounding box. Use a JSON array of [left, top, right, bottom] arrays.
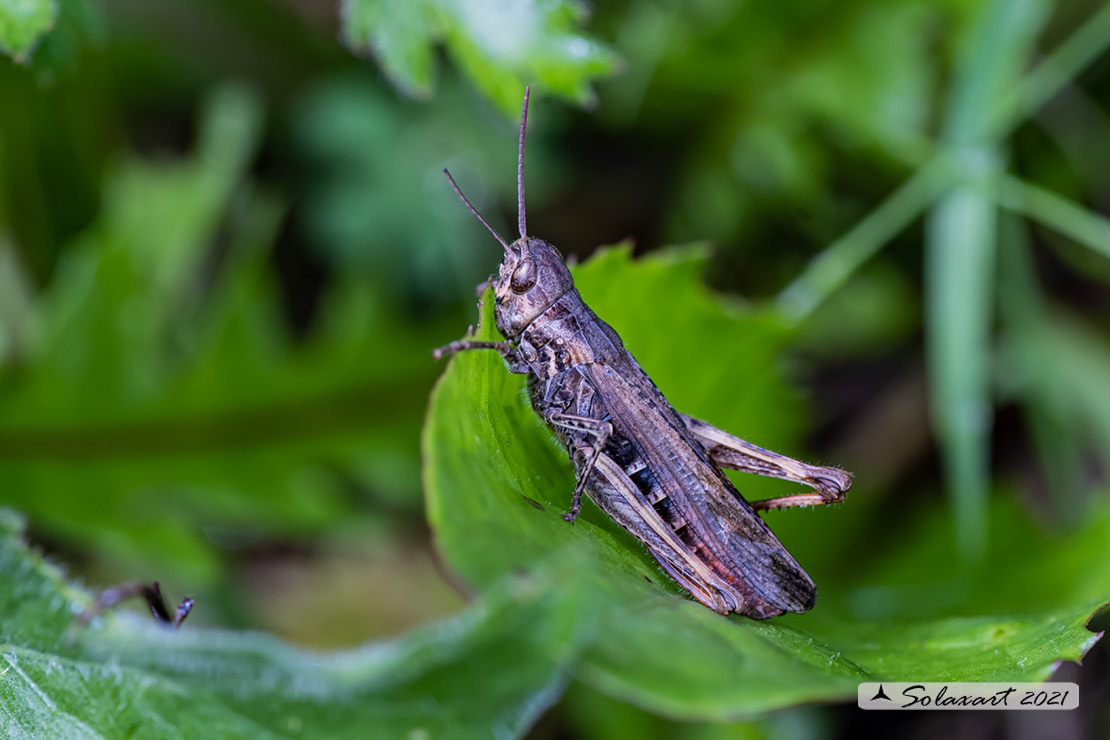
[[1, 0, 1109, 736], [0, 0, 56, 62], [0, 85, 442, 589], [340, 0, 618, 112], [0, 511, 586, 738]]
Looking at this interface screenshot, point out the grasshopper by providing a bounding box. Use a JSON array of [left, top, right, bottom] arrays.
[[434, 88, 851, 618], [76, 581, 193, 629]]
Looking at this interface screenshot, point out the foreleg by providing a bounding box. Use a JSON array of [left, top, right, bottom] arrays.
[[432, 339, 527, 374]]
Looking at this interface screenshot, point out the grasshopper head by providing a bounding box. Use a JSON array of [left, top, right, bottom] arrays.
[[445, 87, 574, 338], [492, 236, 574, 338]]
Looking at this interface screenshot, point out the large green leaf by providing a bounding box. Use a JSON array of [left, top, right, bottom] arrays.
[[424, 245, 1107, 718], [0, 510, 588, 738], [339, 0, 618, 114]]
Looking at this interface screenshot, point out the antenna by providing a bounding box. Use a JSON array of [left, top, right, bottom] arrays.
[[443, 168, 511, 254], [517, 86, 530, 239]]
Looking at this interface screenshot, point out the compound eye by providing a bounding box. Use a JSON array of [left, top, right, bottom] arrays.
[[510, 257, 538, 293]]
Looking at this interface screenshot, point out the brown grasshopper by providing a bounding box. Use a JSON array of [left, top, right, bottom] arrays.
[[434, 88, 851, 618]]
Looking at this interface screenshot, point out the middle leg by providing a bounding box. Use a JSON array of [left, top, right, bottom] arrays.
[[544, 411, 614, 522]]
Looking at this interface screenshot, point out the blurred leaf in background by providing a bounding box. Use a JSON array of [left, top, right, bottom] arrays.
[[289, 77, 544, 308], [0, 84, 451, 622], [0, 78, 461, 612], [775, 0, 1110, 555], [0, 0, 56, 62], [589, 0, 960, 262], [340, 0, 619, 113]]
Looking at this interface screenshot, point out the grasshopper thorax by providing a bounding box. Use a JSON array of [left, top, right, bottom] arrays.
[[493, 236, 575, 338]]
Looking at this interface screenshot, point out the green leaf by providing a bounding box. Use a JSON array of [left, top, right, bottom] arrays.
[[340, 0, 436, 98], [925, 0, 1051, 560], [776, 156, 949, 322], [0, 509, 588, 738], [0, 0, 55, 62], [423, 245, 1107, 718], [998, 222, 1110, 515], [997, 175, 1110, 261], [339, 0, 619, 114], [776, 2, 1110, 323], [0, 84, 445, 584], [289, 78, 548, 300]]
